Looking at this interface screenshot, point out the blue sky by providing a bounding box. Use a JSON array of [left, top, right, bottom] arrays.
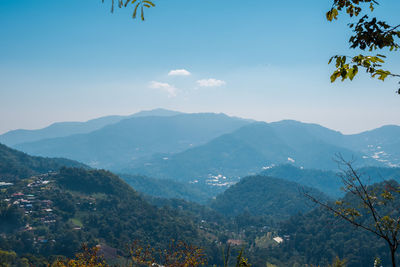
[[0, 0, 399, 134]]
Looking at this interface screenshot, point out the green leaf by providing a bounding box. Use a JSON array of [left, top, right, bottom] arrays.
[[330, 71, 341, 83]]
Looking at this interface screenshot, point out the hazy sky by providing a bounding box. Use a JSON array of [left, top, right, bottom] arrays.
[[1, 0, 399, 134]]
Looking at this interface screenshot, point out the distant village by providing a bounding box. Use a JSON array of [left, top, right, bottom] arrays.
[[1, 172, 62, 244]]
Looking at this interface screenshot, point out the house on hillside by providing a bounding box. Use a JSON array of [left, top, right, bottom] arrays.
[[227, 239, 243, 246], [273, 237, 283, 244]]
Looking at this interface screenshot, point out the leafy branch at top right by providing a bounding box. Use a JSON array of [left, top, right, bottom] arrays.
[[327, 0, 400, 93]]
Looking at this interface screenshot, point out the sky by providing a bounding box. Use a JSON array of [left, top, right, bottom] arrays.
[[0, 0, 399, 135]]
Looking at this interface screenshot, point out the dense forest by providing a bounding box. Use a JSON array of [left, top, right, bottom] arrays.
[[120, 173, 215, 203], [0, 167, 224, 266], [270, 181, 400, 267], [210, 175, 328, 222], [261, 164, 400, 198], [0, 143, 86, 181], [2, 141, 400, 266]]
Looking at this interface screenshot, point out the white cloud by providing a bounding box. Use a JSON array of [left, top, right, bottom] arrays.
[[168, 69, 191, 76], [196, 78, 226, 87], [148, 81, 177, 97]]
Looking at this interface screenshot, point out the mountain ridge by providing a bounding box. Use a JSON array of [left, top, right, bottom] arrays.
[[6, 110, 400, 184], [125, 122, 381, 186], [0, 108, 182, 146], [13, 113, 251, 169]]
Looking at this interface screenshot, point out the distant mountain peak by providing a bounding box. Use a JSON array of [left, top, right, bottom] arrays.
[[0, 109, 184, 147], [129, 108, 182, 118]]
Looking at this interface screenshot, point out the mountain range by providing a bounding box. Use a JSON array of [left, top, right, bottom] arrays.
[[122, 120, 397, 186], [0, 108, 182, 146], [11, 112, 249, 170], [1, 130, 400, 266], [2, 109, 399, 188]]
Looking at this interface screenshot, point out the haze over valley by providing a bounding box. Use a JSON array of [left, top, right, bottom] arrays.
[[2, 109, 399, 197]]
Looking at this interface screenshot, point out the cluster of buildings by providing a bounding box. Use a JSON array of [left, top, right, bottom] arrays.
[[206, 174, 238, 187], [1, 173, 58, 231]]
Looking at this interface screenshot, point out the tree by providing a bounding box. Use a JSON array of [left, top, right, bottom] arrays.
[[128, 240, 207, 267], [0, 250, 29, 267], [220, 245, 251, 267], [102, 0, 155, 21], [326, 0, 400, 93], [305, 156, 400, 267], [52, 245, 108, 267], [311, 257, 347, 267]]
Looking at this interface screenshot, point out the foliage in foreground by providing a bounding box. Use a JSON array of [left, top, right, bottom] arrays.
[[326, 0, 400, 92], [51, 242, 253, 267]]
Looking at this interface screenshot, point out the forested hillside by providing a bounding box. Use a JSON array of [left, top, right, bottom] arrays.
[[210, 175, 328, 222], [120, 173, 217, 203], [0, 167, 224, 265], [270, 181, 400, 267], [0, 143, 86, 181], [261, 164, 400, 198]]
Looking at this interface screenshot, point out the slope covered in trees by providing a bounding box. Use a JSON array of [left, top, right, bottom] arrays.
[[270, 181, 400, 267], [261, 164, 400, 198], [0, 143, 86, 181], [0, 167, 222, 266], [210, 175, 328, 222], [120, 173, 217, 203]]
